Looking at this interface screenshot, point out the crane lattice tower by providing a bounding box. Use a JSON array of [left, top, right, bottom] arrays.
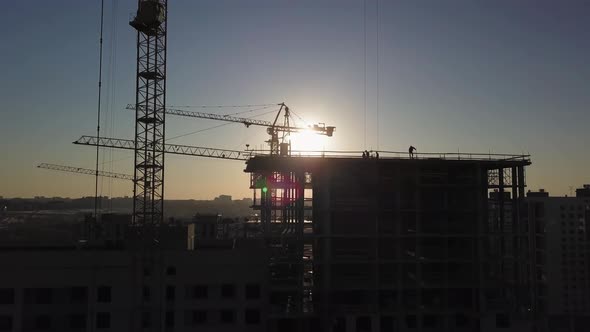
[[129, 0, 168, 228]]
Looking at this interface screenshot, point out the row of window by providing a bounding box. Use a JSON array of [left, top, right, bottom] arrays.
[[560, 244, 586, 250], [562, 285, 588, 290], [561, 237, 584, 242], [0, 283, 261, 305], [0, 312, 110, 331], [186, 283, 260, 300], [561, 266, 587, 272], [562, 276, 587, 281], [185, 309, 261, 326], [560, 213, 585, 219], [562, 230, 585, 235], [560, 260, 585, 267], [0, 287, 110, 305], [331, 313, 476, 331], [560, 254, 586, 260], [560, 205, 586, 211], [144, 266, 176, 277], [0, 309, 262, 331]]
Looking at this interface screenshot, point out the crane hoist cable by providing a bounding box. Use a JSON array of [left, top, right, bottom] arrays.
[[166, 108, 281, 141]]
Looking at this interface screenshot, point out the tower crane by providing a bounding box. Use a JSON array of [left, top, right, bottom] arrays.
[[127, 102, 335, 156], [74, 0, 336, 231], [73, 136, 250, 161], [40, 137, 253, 185], [38, 163, 133, 181]]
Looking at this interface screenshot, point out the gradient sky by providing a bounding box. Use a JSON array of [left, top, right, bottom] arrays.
[[1, 0, 589, 199]]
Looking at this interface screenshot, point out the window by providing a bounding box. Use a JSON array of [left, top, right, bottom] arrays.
[[69, 314, 86, 329], [423, 315, 437, 328], [0, 315, 12, 331], [70, 287, 87, 303], [455, 314, 468, 327], [192, 285, 207, 299], [143, 286, 151, 302], [356, 316, 371, 331], [221, 284, 235, 298], [220, 310, 235, 324], [35, 315, 51, 330], [333, 317, 346, 332], [166, 285, 175, 301], [143, 267, 151, 277], [380, 316, 394, 332], [166, 266, 176, 276], [245, 284, 260, 299], [192, 310, 207, 325], [141, 312, 151, 328], [0, 289, 14, 305], [165, 311, 174, 328], [245, 309, 260, 325], [97, 286, 111, 303], [405, 315, 416, 328], [35, 288, 52, 304], [96, 312, 110, 329], [496, 313, 510, 328]]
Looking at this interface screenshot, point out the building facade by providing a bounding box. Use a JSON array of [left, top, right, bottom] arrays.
[[0, 240, 269, 332], [526, 186, 590, 331]]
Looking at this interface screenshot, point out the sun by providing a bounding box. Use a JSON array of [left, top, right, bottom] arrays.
[[289, 129, 325, 154]]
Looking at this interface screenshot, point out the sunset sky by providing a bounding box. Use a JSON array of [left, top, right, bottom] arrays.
[[1, 0, 589, 199]]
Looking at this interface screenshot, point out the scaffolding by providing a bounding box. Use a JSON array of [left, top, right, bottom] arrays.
[[250, 169, 315, 329]]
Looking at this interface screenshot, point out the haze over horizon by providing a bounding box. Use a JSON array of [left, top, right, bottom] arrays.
[[1, 0, 589, 199]]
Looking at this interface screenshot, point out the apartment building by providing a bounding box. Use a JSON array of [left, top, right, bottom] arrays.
[[526, 185, 590, 331]]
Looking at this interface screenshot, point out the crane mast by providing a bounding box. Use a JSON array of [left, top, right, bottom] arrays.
[[268, 102, 290, 155], [129, 0, 168, 228]]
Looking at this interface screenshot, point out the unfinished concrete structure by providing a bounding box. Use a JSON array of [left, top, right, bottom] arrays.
[[246, 153, 535, 332]]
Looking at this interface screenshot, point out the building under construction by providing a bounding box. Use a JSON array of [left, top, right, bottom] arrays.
[[2, 153, 540, 332], [246, 152, 537, 331]]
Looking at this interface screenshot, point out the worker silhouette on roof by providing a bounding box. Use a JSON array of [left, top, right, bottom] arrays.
[[409, 146, 416, 159]]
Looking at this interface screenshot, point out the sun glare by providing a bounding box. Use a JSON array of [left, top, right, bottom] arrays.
[[290, 129, 325, 154]]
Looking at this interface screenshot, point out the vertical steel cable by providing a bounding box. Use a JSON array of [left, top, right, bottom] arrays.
[[94, 0, 105, 218]]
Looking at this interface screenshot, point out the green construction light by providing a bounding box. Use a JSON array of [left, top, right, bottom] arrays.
[[262, 186, 268, 193]]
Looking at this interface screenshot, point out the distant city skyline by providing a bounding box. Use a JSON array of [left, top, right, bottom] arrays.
[[1, 0, 589, 199]]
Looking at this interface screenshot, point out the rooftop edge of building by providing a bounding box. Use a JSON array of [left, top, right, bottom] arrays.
[[244, 152, 531, 173]]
